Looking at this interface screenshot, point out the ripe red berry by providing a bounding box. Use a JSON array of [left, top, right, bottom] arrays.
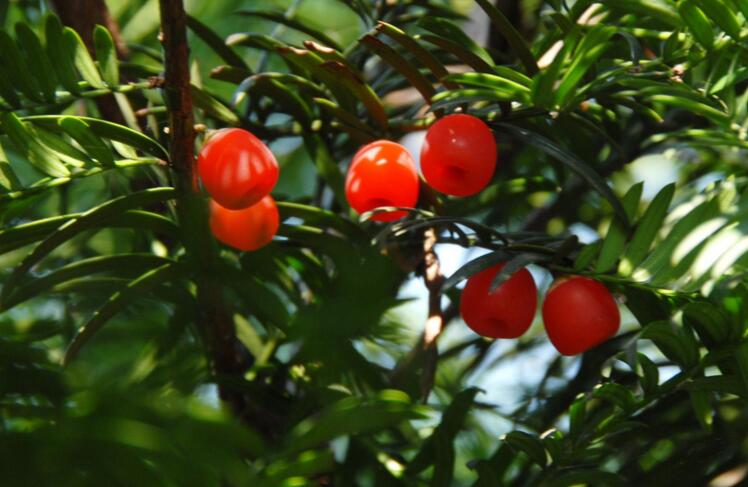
[[420, 113, 497, 196], [459, 263, 538, 339], [198, 128, 279, 210], [209, 195, 279, 251], [542, 276, 620, 355], [345, 140, 420, 222]]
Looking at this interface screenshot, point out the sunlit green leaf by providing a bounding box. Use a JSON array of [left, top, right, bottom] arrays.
[[93, 25, 119, 87]]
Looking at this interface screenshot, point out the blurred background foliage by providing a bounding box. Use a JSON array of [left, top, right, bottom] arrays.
[[2, 0, 748, 485]]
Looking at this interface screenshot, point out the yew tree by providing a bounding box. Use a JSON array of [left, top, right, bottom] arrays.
[[2, 0, 748, 485]]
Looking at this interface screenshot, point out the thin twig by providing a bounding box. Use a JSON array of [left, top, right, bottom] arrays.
[[420, 227, 445, 401]]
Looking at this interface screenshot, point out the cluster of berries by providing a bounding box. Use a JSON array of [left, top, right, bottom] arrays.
[[344, 113, 620, 355], [345, 114, 496, 221], [198, 128, 280, 252], [196, 114, 620, 355], [462, 265, 620, 355]]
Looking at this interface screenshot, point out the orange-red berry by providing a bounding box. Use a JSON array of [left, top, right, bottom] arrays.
[[209, 195, 279, 251], [198, 128, 279, 210], [345, 140, 420, 222], [420, 114, 497, 196], [460, 263, 538, 338], [542, 276, 620, 355]]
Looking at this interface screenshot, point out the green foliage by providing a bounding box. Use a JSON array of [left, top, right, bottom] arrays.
[[3, 0, 748, 485]]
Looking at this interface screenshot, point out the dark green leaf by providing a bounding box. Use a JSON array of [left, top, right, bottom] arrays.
[[2, 254, 174, 311], [407, 388, 481, 475], [186, 15, 249, 69], [63, 27, 105, 89], [496, 123, 629, 226], [637, 352, 660, 397], [233, 74, 313, 125], [45, 14, 80, 94], [634, 197, 719, 283], [648, 94, 730, 125], [431, 88, 522, 110], [361, 34, 435, 104], [63, 262, 187, 364], [678, 1, 715, 50], [689, 389, 713, 432], [0, 66, 20, 108], [313, 97, 377, 142], [15, 22, 57, 102], [303, 135, 347, 208], [93, 25, 119, 87], [277, 201, 363, 239], [286, 390, 425, 454], [489, 252, 550, 292], [474, 0, 538, 74], [733, 0, 748, 19], [0, 187, 177, 306], [237, 9, 343, 51], [24, 115, 169, 159], [376, 21, 455, 88], [546, 469, 627, 486], [734, 342, 748, 397], [595, 182, 642, 273], [555, 25, 616, 108], [685, 375, 746, 397], [600, 0, 682, 27], [443, 251, 511, 291], [320, 60, 388, 130], [641, 321, 699, 368], [59, 116, 116, 167], [531, 28, 579, 107], [0, 144, 21, 191], [682, 301, 731, 346], [593, 383, 637, 412], [442, 72, 531, 103], [696, 0, 742, 39], [419, 17, 493, 66], [420, 34, 494, 73], [619, 183, 675, 275], [33, 126, 92, 167], [191, 85, 240, 125], [2, 113, 70, 177], [574, 240, 602, 271], [504, 431, 547, 467], [0, 30, 43, 102]]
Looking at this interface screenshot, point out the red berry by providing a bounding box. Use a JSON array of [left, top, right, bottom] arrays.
[[459, 263, 538, 338], [209, 195, 279, 251], [420, 114, 497, 196], [542, 276, 620, 355], [345, 140, 420, 222], [198, 128, 279, 210]]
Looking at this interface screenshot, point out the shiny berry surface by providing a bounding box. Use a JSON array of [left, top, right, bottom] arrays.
[[420, 114, 497, 196], [542, 276, 620, 356], [459, 263, 538, 339], [345, 140, 420, 222], [198, 128, 279, 210], [210, 195, 279, 251]]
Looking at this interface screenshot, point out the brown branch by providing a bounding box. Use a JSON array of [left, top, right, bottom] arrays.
[[419, 227, 445, 401], [158, 0, 195, 183], [158, 0, 267, 433]]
